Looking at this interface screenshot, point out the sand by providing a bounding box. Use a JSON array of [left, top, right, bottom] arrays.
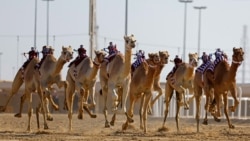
[[0, 112, 249, 141]]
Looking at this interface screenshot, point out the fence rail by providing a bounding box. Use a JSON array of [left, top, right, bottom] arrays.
[[152, 87, 250, 119]]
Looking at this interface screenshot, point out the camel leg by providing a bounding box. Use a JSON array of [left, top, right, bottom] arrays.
[[229, 87, 239, 112], [139, 95, 145, 130], [88, 87, 96, 109], [65, 76, 75, 132], [222, 93, 235, 129], [101, 86, 110, 128], [175, 92, 181, 133], [149, 86, 162, 114], [67, 91, 75, 132], [38, 90, 49, 130], [142, 92, 152, 133], [161, 84, 173, 129], [26, 90, 33, 132], [194, 86, 202, 132], [180, 87, 189, 110], [14, 93, 26, 118], [56, 80, 69, 110], [77, 88, 85, 120], [122, 90, 136, 131]]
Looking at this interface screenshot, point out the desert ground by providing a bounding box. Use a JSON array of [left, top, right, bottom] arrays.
[[0, 112, 250, 141]]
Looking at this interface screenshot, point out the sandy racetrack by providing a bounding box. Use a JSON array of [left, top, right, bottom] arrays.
[[0, 113, 250, 141]]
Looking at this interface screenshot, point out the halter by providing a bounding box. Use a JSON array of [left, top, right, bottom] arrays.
[[148, 64, 157, 68], [188, 58, 197, 67], [93, 60, 101, 67], [232, 59, 242, 65]]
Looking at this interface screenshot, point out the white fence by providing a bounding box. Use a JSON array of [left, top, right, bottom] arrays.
[[152, 87, 250, 119]]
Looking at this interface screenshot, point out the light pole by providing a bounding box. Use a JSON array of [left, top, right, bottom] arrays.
[[125, 0, 128, 36], [34, 0, 38, 48], [42, 0, 54, 46], [194, 6, 207, 58], [0, 52, 3, 81], [179, 0, 192, 62]]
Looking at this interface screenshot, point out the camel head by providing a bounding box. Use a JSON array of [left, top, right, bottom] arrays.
[[124, 34, 136, 50], [188, 53, 198, 67], [61, 46, 74, 62], [148, 53, 160, 65], [94, 50, 107, 64], [232, 47, 244, 64], [159, 51, 169, 64]]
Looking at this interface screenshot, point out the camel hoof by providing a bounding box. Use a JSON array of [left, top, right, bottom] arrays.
[[229, 124, 235, 129], [125, 112, 134, 123], [105, 122, 110, 128], [44, 124, 49, 130], [202, 120, 208, 125], [213, 116, 221, 122], [47, 116, 53, 121], [53, 105, 59, 111], [158, 126, 169, 132], [14, 113, 22, 118], [110, 121, 115, 126], [147, 107, 152, 115], [78, 114, 83, 120], [229, 106, 236, 112], [122, 123, 128, 131], [90, 114, 97, 118]]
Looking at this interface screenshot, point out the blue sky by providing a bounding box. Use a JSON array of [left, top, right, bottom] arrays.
[[0, 0, 249, 82]]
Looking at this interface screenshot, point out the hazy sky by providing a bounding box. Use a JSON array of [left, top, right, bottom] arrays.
[[0, 0, 249, 82]]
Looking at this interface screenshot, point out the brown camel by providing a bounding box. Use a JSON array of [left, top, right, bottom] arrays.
[[195, 47, 244, 132], [99, 34, 136, 128], [66, 50, 106, 131], [160, 53, 198, 132], [122, 53, 166, 133], [15, 46, 73, 122], [148, 51, 170, 114], [193, 56, 221, 133]]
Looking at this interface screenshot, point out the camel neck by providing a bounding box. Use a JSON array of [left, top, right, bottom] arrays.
[[89, 60, 100, 80], [155, 64, 164, 76], [123, 45, 132, 76], [144, 63, 156, 87], [229, 61, 241, 80], [53, 57, 66, 75], [186, 64, 195, 80]]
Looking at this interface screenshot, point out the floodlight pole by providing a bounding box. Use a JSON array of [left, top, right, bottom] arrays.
[[194, 6, 207, 58], [179, 0, 193, 62]]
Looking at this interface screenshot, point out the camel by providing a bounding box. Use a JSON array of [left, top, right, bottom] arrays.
[[195, 47, 244, 132], [148, 51, 170, 114], [193, 55, 221, 133], [99, 34, 136, 128], [18, 56, 48, 131], [122, 52, 168, 133], [0, 46, 56, 119], [160, 53, 198, 132], [14, 46, 73, 123], [66, 50, 107, 131]]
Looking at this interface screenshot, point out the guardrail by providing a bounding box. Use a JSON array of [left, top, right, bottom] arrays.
[[152, 86, 250, 119]]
